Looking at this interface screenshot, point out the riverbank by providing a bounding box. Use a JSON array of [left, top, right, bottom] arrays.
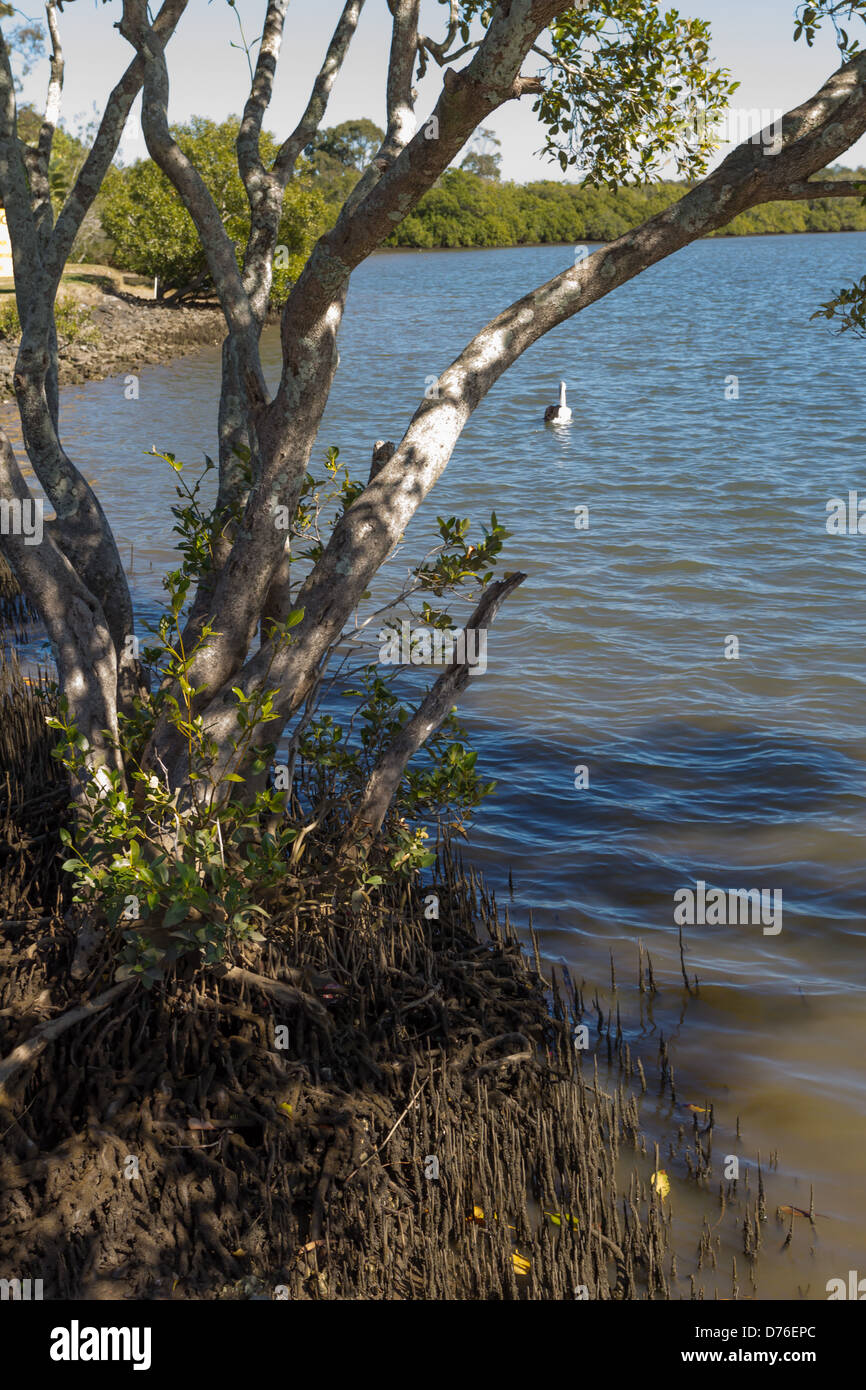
[[0, 206, 863, 401], [387, 167, 866, 250], [0, 648, 767, 1300], [0, 652, 658, 1299], [0, 292, 227, 402]]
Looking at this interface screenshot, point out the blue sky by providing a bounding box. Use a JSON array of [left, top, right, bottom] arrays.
[[15, 0, 866, 179]]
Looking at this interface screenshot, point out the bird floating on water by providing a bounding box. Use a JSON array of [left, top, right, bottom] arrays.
[[544, 380, 572, 424]]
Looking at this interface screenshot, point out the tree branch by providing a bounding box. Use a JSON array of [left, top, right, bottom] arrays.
[[271, 0, 366, 184], [777, 178, 866, 199], [382, 0, 420, 161], [273, 0, 571, 359], [418, 0, 464, 73], [0, 27, 44, 317], [251, 0, 416, 636], [119, 0, 266, 407], [192, 39, 866, 785], [237, 0, 365, 322], [0, 430, 123, 766], [205, 0, 366, 621], [11, 368, 133, 656], [237, 0, 289, 195], [49, 0, 187, 278], [335, 0, 420, 222], [36, 0, 63, 173], [0, 10, 147, 709], [344, 571, 526, 849], [236, 0, 289, 319], [531, 41, 579, 77]]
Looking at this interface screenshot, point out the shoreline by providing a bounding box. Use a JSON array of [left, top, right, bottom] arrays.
[[0, 295, 228, 403], [378, 224, 866, 253], [2, 224, 865, 401]]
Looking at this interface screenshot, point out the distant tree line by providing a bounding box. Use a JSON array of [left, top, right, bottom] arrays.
[[27, 110, 866, 295], [387, 165, 866, 249]]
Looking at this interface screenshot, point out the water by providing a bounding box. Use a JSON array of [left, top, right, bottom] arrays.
[[5, 231, 866, 1296]]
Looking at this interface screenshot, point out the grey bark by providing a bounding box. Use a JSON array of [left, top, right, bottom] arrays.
[[4, 1, 866, 850]]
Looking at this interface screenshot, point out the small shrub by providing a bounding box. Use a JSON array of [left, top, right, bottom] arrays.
[[0, 297, 20, 339], [49, 448, 505, 986], [0, 294, 98, 345], [55, 296, 98, 346]]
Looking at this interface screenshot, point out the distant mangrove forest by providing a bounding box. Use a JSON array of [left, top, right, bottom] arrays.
[[386, 166, 866, 249], [22, 113, 866, 304]]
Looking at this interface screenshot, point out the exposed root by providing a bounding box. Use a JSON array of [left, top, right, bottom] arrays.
[[223, 966, 332, 1029], [0, 981, 134, 1105], [0, 862, 684, 1300], [0, 652, 764, 1301]]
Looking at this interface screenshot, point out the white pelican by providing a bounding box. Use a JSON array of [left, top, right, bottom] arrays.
[[544, 380, 572, 424]]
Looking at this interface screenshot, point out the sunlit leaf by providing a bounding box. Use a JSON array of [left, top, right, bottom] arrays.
[[651, 1169, 671, 1200], [544, 1210, 579, 1229]]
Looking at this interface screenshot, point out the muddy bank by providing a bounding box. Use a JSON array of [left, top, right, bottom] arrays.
[[0, 294, 227, 401], [0, 652, 777, 1301]]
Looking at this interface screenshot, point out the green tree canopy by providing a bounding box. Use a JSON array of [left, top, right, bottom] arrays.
[[100, 116, 328, 301], [387, 164, 866, 249], [304, 118, 385, 209], [459, 127, 502, 181], [309, 118, 384, 171]]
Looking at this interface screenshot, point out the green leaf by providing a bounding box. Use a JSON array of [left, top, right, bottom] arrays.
[[162, 899, 189, 929]]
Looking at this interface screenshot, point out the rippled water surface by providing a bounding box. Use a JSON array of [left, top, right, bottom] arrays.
[[7, 232, 866, 1295]]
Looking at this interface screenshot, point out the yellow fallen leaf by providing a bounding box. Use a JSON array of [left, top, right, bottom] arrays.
[[651, 1170, 671, 1200], [544, 1210, 579, 1229], [466, 1205, 515, 1228], [512, 1253, 530, 1276], [232, 1248, 246, 1256], [278, 1103, 293, 1117]]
